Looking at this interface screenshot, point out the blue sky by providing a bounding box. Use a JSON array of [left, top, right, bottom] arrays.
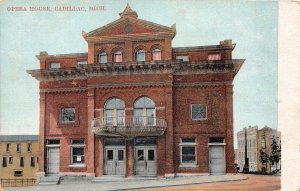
[[0, 0, 278, 147]]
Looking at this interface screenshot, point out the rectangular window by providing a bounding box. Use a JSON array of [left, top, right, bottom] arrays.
[[70, 140, 85, 165], [27, 143, 32, 152], [2, 157, 7, 167], [30, 157, 35, 167], [180, 138, 197, 167], [176, 55, 189, 62], [50, 62, 61, 69], [16, 143, 21, 153], [61, 108, 75, 123], [191, 104, 207, 120], [14, 171, 23, 177], [9, 157, 13, 164], [77, 60, 87, 65], [20, 157, 24, 167], [6, 143, 10, 152], [208, 53, 221, 61], [47, 140, 60, 145]]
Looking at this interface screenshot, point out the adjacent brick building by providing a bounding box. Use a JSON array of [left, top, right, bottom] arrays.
[[28, 4, 244, 178]]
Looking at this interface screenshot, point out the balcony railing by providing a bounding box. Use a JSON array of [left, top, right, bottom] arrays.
[[92, 117, 167, 138]]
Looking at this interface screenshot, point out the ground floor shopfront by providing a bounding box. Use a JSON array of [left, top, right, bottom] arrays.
[[44, 136, 227, 177]]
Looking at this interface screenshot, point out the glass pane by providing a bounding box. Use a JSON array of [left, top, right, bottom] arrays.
[[181, 138, 195, 143], [133, 109, 143, 126], [136, 50, 145, 61], [182, 147, 195, 163], [191, 104, 206, 120], [117, 109, 125, 125], [99, 52, 107, 64], [137, 150, 144, 161], [118, 150, 124, 161], [148, 150, 154, 161], [61, 108, 75, 122], [134, 97, 155, 108], [105, 110, 114, 126], [104, 139, 125, 146], [146, 109, 155, 126], [144, 97, 155, 108], [73, 148, 84, 155], [152, 49, 161, 61], [107, 150, 113, 160], [182, 147, 195, 155]]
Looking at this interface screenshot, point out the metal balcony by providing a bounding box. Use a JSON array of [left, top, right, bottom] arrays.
[[91, 117, 167, 138]]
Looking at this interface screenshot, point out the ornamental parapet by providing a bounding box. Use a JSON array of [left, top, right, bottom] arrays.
[[91, 117, 167, 138]]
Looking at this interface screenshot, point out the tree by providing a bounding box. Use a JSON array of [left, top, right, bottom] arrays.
[[259, 149, 269, 173], [269, 137, 281, 170]]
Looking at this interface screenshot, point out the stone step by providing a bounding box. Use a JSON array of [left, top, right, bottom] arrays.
[[37, 176, 61, 186], [92, 176, 163, 183]]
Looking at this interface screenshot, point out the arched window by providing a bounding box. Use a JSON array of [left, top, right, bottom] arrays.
[[98, 52, 107, 64], [104, 98, 125, 126], [133, 97, 155, 127], [152, 48, 161, 61], [114, 51, 123, 63], [136, 49, 145, 62]]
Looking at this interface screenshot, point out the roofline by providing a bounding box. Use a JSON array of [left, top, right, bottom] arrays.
[[36, 52, 88, 60], [173, 44, 236, 52]]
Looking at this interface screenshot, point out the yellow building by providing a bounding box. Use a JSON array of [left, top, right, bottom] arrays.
[[257, 127, 281, 173], [0, 135, 38, 179]]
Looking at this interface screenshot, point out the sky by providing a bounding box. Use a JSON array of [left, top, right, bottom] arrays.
[[0, 0, 278, 147]]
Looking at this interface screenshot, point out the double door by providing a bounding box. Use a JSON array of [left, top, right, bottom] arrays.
[[135, 146, 156, 176], [104, 146, 125, 175]]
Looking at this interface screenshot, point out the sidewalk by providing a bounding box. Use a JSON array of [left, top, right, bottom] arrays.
[[4, 174, 247, 191]]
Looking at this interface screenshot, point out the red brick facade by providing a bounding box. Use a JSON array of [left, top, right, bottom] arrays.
[[28, 5, 244, 177]]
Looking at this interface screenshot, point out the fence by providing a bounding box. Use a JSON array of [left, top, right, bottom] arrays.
[[0, 179, 37, 187]]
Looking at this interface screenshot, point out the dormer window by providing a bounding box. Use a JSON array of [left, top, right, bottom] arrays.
[[99, 52, 107, 64], [208, 53, 221, 61], [136, 49, 145, 62], [114, 51, 123, 63], [152, 48, 161, 61], [50, 62, 60, 69]]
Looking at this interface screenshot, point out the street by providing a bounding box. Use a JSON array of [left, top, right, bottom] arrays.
[[134, 175, 280, 191]]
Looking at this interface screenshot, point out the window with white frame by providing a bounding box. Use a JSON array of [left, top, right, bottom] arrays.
[[152, 48, 161, 61], [191, 104, 207, 120], [113, 51, 123, 63], [136, 49, 145, 62], [70, 140, 85, 165], [104, 98, 125, 127], [16, 143, 21, 153], [179, 138, 197, 167], [98, 52, 107, 64], [61, 108, 76, 123], [176, 55, 189, 62], [133, 97, 156, 127], [208, 53, 221, 61], [50, 62, 61, 69], [77, 60, 87, 65]]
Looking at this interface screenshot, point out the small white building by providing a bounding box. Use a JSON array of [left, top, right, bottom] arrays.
[[236, 126, 258, 172]]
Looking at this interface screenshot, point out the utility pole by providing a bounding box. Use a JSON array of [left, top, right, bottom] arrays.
[[243, 127, 249, 172]]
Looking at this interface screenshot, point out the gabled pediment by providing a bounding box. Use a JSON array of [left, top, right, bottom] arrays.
[[83, 4, 176, 42]]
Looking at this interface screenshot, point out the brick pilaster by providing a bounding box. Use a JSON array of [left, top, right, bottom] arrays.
[[226, 85, 235, 173], [87, 88, 95, 175]]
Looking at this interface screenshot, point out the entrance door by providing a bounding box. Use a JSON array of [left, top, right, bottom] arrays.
[[47, 147, 60, 174], [209, 145, 225, 174], [135, 146, 156, 176], [104, 147, 125, 175]]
